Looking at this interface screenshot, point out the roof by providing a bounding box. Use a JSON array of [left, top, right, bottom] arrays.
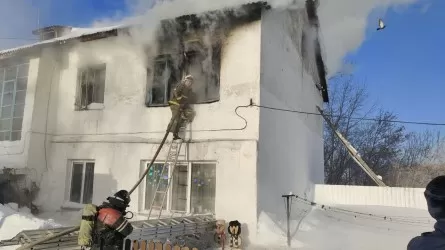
[[0, 2, 269, 59], [0, 25, 123, 58]]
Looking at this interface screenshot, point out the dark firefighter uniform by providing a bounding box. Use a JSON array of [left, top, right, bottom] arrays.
[[168, 75, 195, 140], [91, 190, 133, 250], [407, 176, 445, 250]]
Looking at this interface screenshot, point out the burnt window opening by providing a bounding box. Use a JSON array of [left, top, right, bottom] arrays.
[[146, 55, 179, 107], [75, 64, 106, 110], [146, 44, 221, 107], [183, 45, 221, 103]]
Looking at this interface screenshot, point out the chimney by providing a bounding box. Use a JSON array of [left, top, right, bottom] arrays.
[[32, 25, 73, 41]]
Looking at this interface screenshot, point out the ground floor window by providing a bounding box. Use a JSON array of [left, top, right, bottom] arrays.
[[143, 162, 216, 214], [68, 160, 95, 204]]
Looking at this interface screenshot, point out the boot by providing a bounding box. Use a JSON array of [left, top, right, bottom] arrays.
[[173, 133, 181, 140]]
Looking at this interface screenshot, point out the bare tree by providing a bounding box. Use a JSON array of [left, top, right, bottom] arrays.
[[323, 75, 405, 185]]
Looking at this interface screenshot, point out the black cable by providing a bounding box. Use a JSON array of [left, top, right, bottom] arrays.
[[293, 195, 432, 225], [252, 104, 445, 126], [0, 37, 38, 41]]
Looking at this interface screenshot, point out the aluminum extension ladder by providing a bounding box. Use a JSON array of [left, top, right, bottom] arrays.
[[147, 138, 184, 219]]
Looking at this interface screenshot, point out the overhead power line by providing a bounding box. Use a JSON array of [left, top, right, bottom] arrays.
[[252, 104, 445, 126], [0, 37, 38, 41]]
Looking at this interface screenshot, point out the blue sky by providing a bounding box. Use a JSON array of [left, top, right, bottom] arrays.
[[345, 0, 445, 134]]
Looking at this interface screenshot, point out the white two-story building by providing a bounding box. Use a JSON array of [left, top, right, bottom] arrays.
[[0, 0, 328, 245]]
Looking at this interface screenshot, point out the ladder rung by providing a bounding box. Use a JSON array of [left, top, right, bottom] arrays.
[[151, 205, 163, 210], [156, 191, 167, 194], [143, 222, 155, 227], [157, 220, 168, 226]]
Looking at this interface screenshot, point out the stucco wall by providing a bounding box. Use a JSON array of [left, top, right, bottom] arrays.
[[256, 8, 324, 246], [32, 21, 262, 240]]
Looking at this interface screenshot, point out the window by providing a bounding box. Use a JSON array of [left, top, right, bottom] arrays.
[[145, 42, 221, 107], [69, 161, 95, 204], [145, 55, 178, 107], [143, 162, 216, 214], [183, 47, 221, 103], [0, 63, 29, 141], [76, 64, 106, 110]]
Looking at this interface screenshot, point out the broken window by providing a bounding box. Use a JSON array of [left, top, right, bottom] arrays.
[[0, 63, 29, 141], [76, 64, 106, 110], [145, 41, 221, 107], [69, 161, 95, 204], [183, 43, 221, 104], [146, 55, 178, 107]]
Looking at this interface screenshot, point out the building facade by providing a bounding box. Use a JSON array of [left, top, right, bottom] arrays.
[[0, 1, 327, 245]]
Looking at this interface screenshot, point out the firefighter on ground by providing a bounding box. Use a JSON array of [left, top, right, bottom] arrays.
[[89, 190, 134, 250], [168, 74, 195, 140], [407, 175, 445, 249]]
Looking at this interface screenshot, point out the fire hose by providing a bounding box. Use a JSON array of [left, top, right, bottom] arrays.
[[16, 111, 181, 250]]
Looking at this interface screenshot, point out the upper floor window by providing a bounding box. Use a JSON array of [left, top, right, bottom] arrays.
[[0, 63, 29, 141], [75, 64, 106, 110], [145, 43, 221, 107], [145, 55, 179, 107]]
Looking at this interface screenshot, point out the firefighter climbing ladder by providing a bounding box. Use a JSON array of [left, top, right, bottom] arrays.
[[147, 138, 184, 219], [316, 106, 387, 187]]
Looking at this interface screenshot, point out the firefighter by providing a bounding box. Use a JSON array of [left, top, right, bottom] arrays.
[[91, 190, 134, 250], [168, 74, 195, 140], [407, 176, 445, 249]]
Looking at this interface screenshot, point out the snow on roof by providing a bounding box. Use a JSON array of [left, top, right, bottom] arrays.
[[0, 1, 270, 58], [0, 25, 123, 57]]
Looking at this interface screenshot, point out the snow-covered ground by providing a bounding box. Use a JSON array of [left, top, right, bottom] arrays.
[[0, 203, 80, 250], [0, 199, 435, 250], [254, 199, 434, 250]]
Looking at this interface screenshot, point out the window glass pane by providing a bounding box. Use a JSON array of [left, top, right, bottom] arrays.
[[0, 69, 4, 82], [191, 163, 216, 214], [13, 104, 24, 118], [149, 57, 176, 106], [3, 81, 14, 93], [171, 164, 188, 212], [70, 163, 84, 203], [11, 131, 21, 141], [16, 78, 27, 91], [1, 106, 11, 118], [4, 132, 10, 141], [0, 119, 11, 131], [2, 92, 13, 106], [17, 64, 29, 78], [0, 132, 4, 141], [92, 68, 105, 103], [83, 163, 95, 204], [14, 90, 25, 104], [144, 163, 168, 210], [4, 67, 16, 81], [12, 118, 22, 131]]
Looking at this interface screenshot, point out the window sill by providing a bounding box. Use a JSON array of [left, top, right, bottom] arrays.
[[145, 99, 220, 108], [75, 103, 105, 111], [61, 201, 86, 210]]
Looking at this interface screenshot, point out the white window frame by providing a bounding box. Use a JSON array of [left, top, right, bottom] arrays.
[[140, 161, 216, 216], [0, 62, 29, 141], [65, 160, 95, 207], [75, 64, 106, 111]]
